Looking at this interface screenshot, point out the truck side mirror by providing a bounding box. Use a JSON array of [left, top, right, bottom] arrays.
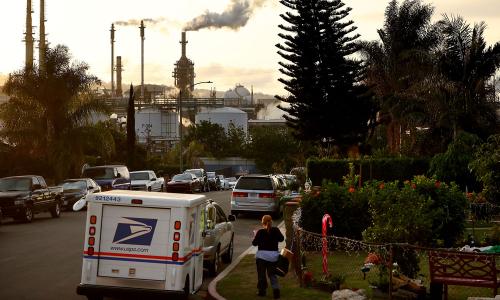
[[88, 186, 94, 190], [151, 178, 156, 181], [228, 215, 236, 222]]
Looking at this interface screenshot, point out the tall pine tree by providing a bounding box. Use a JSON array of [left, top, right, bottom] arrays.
[[276, 0, 375, 149]]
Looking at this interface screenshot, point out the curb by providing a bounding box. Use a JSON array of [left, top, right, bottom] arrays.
[[207, 221, 285, 300]]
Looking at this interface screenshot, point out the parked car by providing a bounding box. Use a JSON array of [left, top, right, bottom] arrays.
[[82, 165, 131, 191], [166, 173, 202, 193], [226, 177, 238, 189], [59, 178, 101, 210], [207, 172, 221, 191], [184, 168, 209, 192], [230, 174, 284, 218], [130, 170, 164, 192], [218, 175, 230, 190], [0, 175, 63, 222], [203, 200, 236, 276]]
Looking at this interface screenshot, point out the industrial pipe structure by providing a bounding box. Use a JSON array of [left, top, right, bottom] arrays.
[[179, 81, 212, 173], [110, 24, 115, 97], [140, 20, 145, 102]]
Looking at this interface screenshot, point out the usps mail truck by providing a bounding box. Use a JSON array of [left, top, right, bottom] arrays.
[[76, 190, 207, 300]]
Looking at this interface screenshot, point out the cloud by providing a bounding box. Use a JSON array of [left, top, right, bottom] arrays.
[[184, 0, 268, 31]]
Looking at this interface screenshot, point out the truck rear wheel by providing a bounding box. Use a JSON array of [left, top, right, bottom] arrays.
[[50, 202, 61, 218]]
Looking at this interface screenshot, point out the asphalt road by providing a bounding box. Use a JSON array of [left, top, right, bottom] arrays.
[[0, 190, 270, 300]]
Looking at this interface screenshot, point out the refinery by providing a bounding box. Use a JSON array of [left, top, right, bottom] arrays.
[[17, 0, 284, 154]]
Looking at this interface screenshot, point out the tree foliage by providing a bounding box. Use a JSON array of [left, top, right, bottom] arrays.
[[276, 0, 375, 149], [470, 134, 500, 204], [0, 45, 112, 180]]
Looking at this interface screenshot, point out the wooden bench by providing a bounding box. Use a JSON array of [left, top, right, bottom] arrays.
[[428, 250, 500, 300]]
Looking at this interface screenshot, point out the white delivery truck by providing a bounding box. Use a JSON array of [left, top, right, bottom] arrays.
[[76, 190, 207, 300]]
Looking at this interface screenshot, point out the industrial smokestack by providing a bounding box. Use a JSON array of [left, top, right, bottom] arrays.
[[140, 20, 145, 101], [183, 0, 268, 31], [116, 56, 123, 97], [181, 31, 187, 58], [110, 24, 115, 97], [25, 0, 34, 71], [39, 0, 46, 72]]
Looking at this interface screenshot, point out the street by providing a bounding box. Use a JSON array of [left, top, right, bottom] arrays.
[[0, 190, 269, 300]]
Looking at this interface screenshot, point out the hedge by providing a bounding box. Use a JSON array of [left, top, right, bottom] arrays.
[[307, 157, 430, 186]]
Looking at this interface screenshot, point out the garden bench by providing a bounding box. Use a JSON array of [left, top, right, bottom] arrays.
[[428, 249, 500, 300]]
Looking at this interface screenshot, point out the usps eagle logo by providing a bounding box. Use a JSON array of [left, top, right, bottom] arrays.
[[112, 217, 158, 246]]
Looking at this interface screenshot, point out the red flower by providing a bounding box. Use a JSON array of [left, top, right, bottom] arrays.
[[365, 253, 381, 265], [435, 181, 441, 188], [379, 182, 385, 190], [411, 183, 416, 189], [348, 186, 355, 193]]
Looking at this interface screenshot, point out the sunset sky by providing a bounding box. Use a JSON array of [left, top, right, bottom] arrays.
[[0, 0, 499, 95]]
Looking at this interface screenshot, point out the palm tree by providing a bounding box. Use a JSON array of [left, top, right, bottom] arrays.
[[434, 15, 500, 139], [359, 0, 439, 154], [0, 45, 113, 180]]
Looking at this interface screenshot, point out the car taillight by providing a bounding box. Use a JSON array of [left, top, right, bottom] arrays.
[[232, 192, 248, 197], [174, 220, 181, 230], [173, 232, 180, 241], [90, 215, 97, 224], [172, 252, 179, 261], [89, 226, 96, 235], [173, 242, 179, 252], [259, 193, 276, 198], [131, 199, 143, 205], [88, 237, 95, 246]]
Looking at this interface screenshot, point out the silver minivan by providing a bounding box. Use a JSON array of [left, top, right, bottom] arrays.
[[230, 174, 283, 217]]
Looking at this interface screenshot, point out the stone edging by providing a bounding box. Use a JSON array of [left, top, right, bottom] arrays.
[[207, 221, 285, 300]]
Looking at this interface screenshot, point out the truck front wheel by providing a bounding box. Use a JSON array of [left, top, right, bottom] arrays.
[[50, 202, 61, 218], [23, 206, 34, 223]]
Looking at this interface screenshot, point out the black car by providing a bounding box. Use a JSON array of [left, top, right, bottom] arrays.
[[59, 178, 101, 210], [184, 168, 209, 192], [207, 172, 221, 191]]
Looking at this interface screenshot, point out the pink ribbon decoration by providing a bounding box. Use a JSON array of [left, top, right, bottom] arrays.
[[322, 214, 333, 274]]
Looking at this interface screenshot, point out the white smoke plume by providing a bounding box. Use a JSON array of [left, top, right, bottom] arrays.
[[184, 0, 268, 31], [115, 18, 166, 26]]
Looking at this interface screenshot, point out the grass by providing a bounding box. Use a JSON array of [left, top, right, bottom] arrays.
[[218, 251, 496, 299]]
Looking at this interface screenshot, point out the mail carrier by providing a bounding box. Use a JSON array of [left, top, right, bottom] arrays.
[[76, 190, 207, 300]]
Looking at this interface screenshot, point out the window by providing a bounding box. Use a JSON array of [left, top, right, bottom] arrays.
[[235, 177, 274, 190], [215, 205, 227, 224]]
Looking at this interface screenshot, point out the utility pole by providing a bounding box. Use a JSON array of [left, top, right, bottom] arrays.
[[140, 20, 145, 102], [25, 0, 34, 71]]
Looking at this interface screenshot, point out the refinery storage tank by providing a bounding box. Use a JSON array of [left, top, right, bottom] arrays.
[[135, 108, 179, 144], [223, 84, 253, 106], [196, 107, 248, 134]]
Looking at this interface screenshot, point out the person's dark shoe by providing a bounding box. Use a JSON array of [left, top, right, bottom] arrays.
[[257, 290, 266, 297], [273, 289, 280, 299]]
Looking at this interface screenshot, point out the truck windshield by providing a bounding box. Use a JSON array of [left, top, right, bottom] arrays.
[[131, 172, 149, 180], [0, 178, 32, 191], [82, 167, 115, 180]]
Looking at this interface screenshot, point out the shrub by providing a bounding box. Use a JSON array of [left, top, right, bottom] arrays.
[[300, 181, 371, 240], [307, 157, 429, 186], [429, 132, 481, 191], [470, 134, 500, 205]]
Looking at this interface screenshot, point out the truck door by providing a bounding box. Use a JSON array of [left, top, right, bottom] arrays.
[[193, 205, 204, 291], [97, 205, 171, 281], [31, 177, 45, 211]]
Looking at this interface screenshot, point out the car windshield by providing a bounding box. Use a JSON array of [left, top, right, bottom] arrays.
[[227, 177, 237, 182], [235, 177, 273, 190], [131, 172, 149, 180], [207, 172, 216, 178], [62, 181, 86, 191], [82, 167, 115, 180], [185, 169, 202, 177], [172, 174, 192, 181], [0, 178, 32, 191]]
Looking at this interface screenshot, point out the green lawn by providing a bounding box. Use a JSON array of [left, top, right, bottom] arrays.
[[217, 252, 496, 299]]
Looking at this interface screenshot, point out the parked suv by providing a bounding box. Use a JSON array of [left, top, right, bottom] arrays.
[[184, 168, 209, 192], [82, 165, 131, 191], [230, 174, 283, 217]]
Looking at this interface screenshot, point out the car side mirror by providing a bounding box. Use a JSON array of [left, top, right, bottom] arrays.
[[228, 215, 236, 222], [151, 178, 156, 181], [88, 186, 94, 190]]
